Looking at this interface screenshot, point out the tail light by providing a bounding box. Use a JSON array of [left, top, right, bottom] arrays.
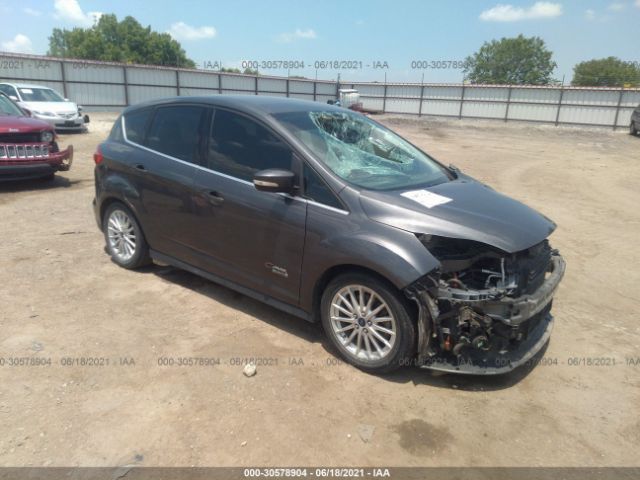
[[93, 145, 104, 165]]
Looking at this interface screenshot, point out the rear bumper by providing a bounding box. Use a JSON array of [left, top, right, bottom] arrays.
[[0, 145, 73, 180]]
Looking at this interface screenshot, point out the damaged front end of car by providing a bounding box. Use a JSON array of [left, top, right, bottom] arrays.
[[405, 235, 566, 374]]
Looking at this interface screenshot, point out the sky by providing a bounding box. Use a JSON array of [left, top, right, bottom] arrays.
[[0, 0, 638, 83]]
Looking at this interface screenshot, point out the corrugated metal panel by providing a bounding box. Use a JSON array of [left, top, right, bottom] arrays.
[[621, 90, 640, 107], [316, 83, 337, 95], [615, 107, 634, 126], [225, 89, 254, 95], [316, 94, 337, 104], [385, 98, 420, 114], [288, 93, 314, 100], [128, 85, 177, 105], [259, 92, 288, 98], [220, 75, 254, 91], [508, 103, 557, 122], [462, 101, 506, 119], [464, 87, 509, 102], [127, 67, 175, 87], [558, 106, 617, 125], [361, 97, 384, 111], [353, 84, 384, 97], [177, 88, 218, 97], [179, 71, 219, 89], [562, 89, 619, 106], [289, 80, 314, 94], [421, 100, 460, 116], [386, 85, 421, 98], [67, 83, 126, 106], [0, 56, 62, 80], [510, 87, 560, 104], [423, 86, 463, 100], [258, 78, 286, 93], [63, 62, 124, 83], [0, 79, 65, 93]]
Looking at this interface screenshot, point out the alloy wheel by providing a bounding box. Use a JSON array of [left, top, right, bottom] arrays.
[[106, 209, 137, 262], [329, 285, 397, 361]]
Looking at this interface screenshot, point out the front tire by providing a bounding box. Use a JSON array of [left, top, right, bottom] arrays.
[[103, 203, 151, 269], [631, 121, 638, 136], [321, 273, 416, 373]]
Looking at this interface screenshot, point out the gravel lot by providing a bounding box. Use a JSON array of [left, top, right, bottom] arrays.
[[1, 113, 639, 467]]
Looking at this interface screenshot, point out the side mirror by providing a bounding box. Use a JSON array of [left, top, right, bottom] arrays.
[[253, 169, 295, 194]]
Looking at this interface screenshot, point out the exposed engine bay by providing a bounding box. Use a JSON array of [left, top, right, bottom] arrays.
[[405, 235, 566, 374]]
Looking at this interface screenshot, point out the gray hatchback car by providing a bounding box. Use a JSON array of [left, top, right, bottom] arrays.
[[93, 96, 565, 375]]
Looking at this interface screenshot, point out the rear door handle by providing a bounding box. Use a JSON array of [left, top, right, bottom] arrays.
[[134, 163, 147, 172], [205, 191, 224, 206]]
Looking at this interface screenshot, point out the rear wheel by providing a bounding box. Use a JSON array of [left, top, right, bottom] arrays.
[[631, 121, 638, 136], [321, 273, 416, 373], [103, 203, 151, 269]]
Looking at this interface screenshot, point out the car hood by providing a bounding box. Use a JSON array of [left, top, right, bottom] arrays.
[[18, 101, 78, 114], [0, 115, 52, 133], [358, 176, 556, 253]]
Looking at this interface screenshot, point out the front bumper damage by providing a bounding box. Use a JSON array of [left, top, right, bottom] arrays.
[[406, 251, 566, 375], [0, 143, 73, 180]]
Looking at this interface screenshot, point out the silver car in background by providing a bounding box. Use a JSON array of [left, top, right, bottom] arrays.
[[0, 82, 89, 132]]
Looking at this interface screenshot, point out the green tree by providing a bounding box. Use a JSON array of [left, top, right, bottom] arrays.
[[464, 35, 557, 85], [47, 14, 195, 68], [572, 57, 640, 87]]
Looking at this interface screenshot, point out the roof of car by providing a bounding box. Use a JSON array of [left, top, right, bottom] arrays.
[[0, 82, 54, 89], [125, 95, 345, 117]]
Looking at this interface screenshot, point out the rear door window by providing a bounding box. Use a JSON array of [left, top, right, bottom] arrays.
[[146, 105, 208, 165], [124, 109, 153, 144]]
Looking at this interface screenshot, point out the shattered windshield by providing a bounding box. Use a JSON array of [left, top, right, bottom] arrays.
[[274, 110, 449, 190]]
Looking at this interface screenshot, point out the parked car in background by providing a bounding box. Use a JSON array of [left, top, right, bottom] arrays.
[[631, 104, 640, 136], [0, 82, 89, 132], [0, 93, 73, 181], [93, 95, 565, 375]]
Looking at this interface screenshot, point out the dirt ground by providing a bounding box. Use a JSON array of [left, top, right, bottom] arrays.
[[0, 112, 639, 468]]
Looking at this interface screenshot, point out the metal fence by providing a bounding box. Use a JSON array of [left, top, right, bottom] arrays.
[[2, 52, 639, 129]]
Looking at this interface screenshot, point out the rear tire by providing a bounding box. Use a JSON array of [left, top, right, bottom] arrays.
[[103, 203, 151, 269], [321, 272, 416, 373], [631, 122, 638, 136]]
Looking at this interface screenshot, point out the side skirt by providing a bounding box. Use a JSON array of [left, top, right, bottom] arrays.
[[150, 250, 313, 322]]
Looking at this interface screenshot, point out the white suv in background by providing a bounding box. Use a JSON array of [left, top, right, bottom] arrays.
[[0, 82, 89, 132]]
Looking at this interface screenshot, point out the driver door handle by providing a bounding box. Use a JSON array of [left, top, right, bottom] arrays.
[[205, 190, 224, 206]]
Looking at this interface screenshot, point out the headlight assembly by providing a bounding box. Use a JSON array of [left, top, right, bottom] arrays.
[[41, 131, 54, 143]]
